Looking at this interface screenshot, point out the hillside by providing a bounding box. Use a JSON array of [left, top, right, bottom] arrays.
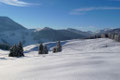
[[0, 38, 120, 80], [67, 28, 92, 37], [0, 17, 26, 32]]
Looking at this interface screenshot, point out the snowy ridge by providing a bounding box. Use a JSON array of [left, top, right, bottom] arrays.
[[0, 38, 120, 80]]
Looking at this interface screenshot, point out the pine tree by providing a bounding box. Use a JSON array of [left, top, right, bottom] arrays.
[[53, 47, 57, 53], [14, 44, 18, 57], [57, 41, 62, 52], [44, 45, 48, 54], [9, 45, 14, 57], [18, 42, 24, 57], [39, 43, 44, 54], [9, 44, 17, 57]]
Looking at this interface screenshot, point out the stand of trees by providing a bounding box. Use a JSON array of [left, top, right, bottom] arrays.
[[100, 33, 120, 42], [53, 41, 62, 53], [9, 42, 24, 57], [38, 43, 48, 54], [8, 40, 62, 57], [89, 33, 120, 42], [38, 41, 62, 54]]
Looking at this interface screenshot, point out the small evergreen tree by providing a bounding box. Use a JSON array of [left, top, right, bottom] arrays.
[[53, 41, 62, 53], [9, 44, 17, 57], [9, 45, 14, 57], [18, 42, 24, 57], [57, 41, 62, 52], [38, 43, 44, 54], [14, 44, 18, 57], [53, 47, 57, 53], [44, 45, 48, 54]]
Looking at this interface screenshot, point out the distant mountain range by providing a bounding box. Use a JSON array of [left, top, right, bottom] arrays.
[[106, 28, 120, 34], [32, 27, 92, 42], [0, 16, 99, 46], [95, 28, 120, 35]]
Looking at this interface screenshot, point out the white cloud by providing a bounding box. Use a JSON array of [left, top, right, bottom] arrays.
[[0, 0, 31, 7], [70, 7, 120, 15]]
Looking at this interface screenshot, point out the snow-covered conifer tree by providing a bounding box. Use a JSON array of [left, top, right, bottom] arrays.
[[44, 45, 48, 54], [38, 43, 44, 54]]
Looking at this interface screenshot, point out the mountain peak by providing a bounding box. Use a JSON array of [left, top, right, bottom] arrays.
[[67, 28, 83, 32], [0, 16, 27, 32], [43, 27, 53, 30], [0, 16, 12, 21], [34, 27, 54, 32]]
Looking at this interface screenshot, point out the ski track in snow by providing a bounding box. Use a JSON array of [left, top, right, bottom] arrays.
[[0, 38, 120, 80]]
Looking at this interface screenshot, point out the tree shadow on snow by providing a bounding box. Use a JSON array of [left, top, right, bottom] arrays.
[[0, 57, 7, 60]]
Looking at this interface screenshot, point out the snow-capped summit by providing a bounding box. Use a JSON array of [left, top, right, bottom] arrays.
[[34, 28, 42, 32], [42, 27, 54, 31], [34, 27, 54, 32]]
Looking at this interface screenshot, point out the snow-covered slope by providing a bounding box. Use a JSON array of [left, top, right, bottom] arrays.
[[0, 38, 120, 80], [0, 29, 37, 46], [0, 17, 36, 45]]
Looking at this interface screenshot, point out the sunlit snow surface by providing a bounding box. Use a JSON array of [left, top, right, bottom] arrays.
[[0, 38, 120, 80]]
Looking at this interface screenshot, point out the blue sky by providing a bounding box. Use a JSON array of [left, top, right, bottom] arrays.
[[0, 0, 120, 31]]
